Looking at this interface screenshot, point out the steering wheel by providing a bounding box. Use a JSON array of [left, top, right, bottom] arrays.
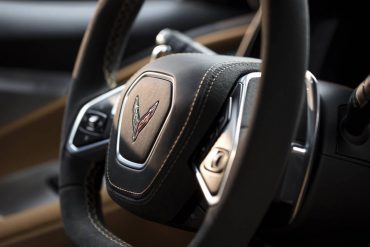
[[59, 0, 309, 246]]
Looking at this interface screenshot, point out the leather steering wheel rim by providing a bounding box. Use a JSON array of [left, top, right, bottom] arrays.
[[59, 0, 309, 246]]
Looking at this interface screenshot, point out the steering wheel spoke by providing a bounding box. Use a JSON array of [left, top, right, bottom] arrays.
[[195, 72, 261, 205], [67, 86, 124, 157]]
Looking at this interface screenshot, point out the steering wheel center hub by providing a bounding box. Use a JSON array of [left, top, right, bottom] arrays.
[[106, 54, 259, 223], [116, 72, 172, 168]]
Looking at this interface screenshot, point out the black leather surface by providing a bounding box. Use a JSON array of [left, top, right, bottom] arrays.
[[107, 54, 260, 223]]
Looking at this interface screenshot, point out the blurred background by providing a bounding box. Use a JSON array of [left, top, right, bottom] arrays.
[[0, 0, 368, 246]]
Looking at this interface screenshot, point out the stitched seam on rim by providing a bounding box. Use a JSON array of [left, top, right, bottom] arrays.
[[103, 0, 142, 87], [86, 163, 131, 247], [106, 62, 246, 196], [103, 0, 131, 86]]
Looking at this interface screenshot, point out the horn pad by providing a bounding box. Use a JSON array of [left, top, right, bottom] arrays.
[[117, 74, 172, 167], [106, 54, 260, 223]]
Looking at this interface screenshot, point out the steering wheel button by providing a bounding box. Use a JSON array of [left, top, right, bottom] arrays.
[[81, 111, 107, 134], [199, 147, 230, 195], [87, 115, 99, 126], [204, 148, 229, 173]]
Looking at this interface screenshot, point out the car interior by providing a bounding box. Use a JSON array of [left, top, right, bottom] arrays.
[[0, 0, 369, 246]]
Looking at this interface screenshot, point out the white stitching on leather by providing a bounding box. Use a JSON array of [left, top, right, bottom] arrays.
[[106, 62, 246, 196], [86, 163, 131, 247], [104, 0, 141, 87], [88, 212, 129, 247]]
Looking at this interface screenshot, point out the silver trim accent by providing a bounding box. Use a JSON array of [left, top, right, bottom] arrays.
[[116, 72, 174, 170], [289, 71, 320, 222], [195, 71, 320, 212], [67, 85, 125, 153], [151, 45, 171, 61], [292, 144, 307, 154], [195, 72, 260, 205]]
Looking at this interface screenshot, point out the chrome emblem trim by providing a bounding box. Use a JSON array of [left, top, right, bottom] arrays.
[[116, 72, 174, 170]]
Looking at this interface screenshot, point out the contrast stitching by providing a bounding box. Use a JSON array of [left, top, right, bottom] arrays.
[[104, 0, 130, 85], [86, 163, 131, 247], [107, 62, 246, 196], [87, 166, 130, 246], [103, 0, 142, 87]]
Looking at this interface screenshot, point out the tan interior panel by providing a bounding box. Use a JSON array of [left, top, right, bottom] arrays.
[[0, 98, 65, 177], [0, 189, 193, 247]]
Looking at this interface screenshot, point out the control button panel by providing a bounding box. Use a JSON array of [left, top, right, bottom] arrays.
[[196, 92, 238, 196], [196, 95, 236, 196], [67, 85, 123, 153], [73, 110, 110, 148], [196, 98, 232, 164], [195, 79, 248, 205], [82, 111, 107, 134]]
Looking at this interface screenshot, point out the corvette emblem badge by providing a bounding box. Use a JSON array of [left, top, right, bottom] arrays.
[[132, 95, 159, 142]]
